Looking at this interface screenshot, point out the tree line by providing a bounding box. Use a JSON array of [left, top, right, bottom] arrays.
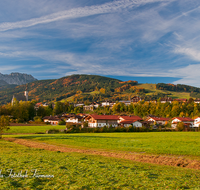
[[0, 99, 200, 123]]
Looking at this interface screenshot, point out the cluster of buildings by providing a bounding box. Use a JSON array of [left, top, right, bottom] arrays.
[[80, 97, 200, 111], [43, 114, 200, 129]]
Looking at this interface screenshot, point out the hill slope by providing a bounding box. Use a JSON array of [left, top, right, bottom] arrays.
[[0, 75, 138, 104], [0, 74, 199, 105]]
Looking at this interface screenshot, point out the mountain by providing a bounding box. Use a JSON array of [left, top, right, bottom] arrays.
[[0, 80, 9, 86], [0, 72, 37, 85], [0, 74, 199, 105]]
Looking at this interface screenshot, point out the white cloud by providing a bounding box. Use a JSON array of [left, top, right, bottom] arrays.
[[0, 66, 22, 73], [0, 0, 173, 32], [174, 46, 200, 62], [170, 64, 200, 87]]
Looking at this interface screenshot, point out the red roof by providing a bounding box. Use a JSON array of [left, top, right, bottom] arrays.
[[172, 117, 194, 122], [120, 116, 142, 121], [173, 99, 187, 101], [119, 120, 139, 124], [148, 116, 170, 121], [90, 115, 119, 120]]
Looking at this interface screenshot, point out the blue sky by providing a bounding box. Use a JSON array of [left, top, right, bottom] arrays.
[[1, 0, 200, 86]]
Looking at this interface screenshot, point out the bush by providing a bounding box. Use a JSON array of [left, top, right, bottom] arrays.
[[34, 116, 42, 123], [47, 128, 60, 134], [58, 120, 66, 125], [176, 122, 185, 131]]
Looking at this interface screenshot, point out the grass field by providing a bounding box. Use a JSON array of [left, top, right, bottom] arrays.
[[137, 83, 191, 99], [4, 125, 66, 134], [1, 139, 200, 189], [10, 132, 200, 158]]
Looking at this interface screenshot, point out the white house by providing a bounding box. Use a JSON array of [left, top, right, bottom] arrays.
[[119, 120, 142, 127], [43, 116, 60, 125], [118, 115, 143, 127], [193, 117, 200, 127], [85, 115, 119, 128], [146, 116, 170, 125], [66, 115, 83, 124], [171, 117, 194, 128]]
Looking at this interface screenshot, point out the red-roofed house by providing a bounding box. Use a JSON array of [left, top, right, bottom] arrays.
[[118, 120, 142, 127], [118, 115, 143, 122], [146, 116, 170, 125], [43, 116, 61, 125], [193, 117, 200, 128], [118, 115, 143, 127], [85, 115, 119, 128], [171, 117, 194, 128], [173, 99, 187, 102]]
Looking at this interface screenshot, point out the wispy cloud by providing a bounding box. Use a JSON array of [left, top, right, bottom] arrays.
[[0, 0, 173, 32], [0, 65, 22, 73], [174, 46, 200, 62]]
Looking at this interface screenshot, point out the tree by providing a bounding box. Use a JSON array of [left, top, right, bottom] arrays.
[[0, 115, 10, 139], [176, 122, 185, 131]]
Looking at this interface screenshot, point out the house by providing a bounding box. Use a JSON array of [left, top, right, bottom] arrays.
[[146, 115, 170, 125], [119, 100, 131, 106], [85, 115, 119, 128], [193, 117, 200, 127], [74, 102, 85, 107], [43, 116, 61, 125], [119, 120, 142, 127], [160, 97, 173, 103], [173, 99, 187, 103], [83, 102, 100, 111], [83, 105, 94, 111], [118, 115, 143, 127], [131, 96, 142, 103], [194, 99, 200, 104], [65, 115, 83, 124], [171, 117, 194, 128], [118, 115, 143, 122], [101, 101, 112, 107]]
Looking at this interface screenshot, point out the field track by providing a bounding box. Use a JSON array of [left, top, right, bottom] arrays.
[[4, 137, 200, 170]]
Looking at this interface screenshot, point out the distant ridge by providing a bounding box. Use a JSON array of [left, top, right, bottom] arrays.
[[0, 74, 200, 105], [0, 72, 37, 85]]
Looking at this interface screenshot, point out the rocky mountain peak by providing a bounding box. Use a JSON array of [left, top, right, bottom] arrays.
[[0, 72, 37, 85]]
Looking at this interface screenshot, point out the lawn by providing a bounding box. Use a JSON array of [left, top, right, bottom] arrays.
[[0, 139, 200, 189], [4, 125, 66, 134], [9, 132, 200, 157]]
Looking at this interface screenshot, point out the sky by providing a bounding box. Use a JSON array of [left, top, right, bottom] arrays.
[[1, 0, 200, 86]]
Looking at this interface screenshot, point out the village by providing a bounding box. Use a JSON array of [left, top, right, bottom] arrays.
[[43, 112, 200, 129]]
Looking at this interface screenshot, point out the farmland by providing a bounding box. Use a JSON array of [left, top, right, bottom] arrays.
[[0, 139, 200, 189], [1, 130, 200, 189], [10, 132, 200, 158]]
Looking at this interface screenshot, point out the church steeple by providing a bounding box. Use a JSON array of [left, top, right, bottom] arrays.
[[24, 84, 28, 101]]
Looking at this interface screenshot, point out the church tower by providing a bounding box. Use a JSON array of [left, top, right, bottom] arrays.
[[24, 85, 28, 101]]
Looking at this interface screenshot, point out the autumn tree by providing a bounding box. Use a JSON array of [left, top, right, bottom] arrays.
[[0, 115, 10, 139]]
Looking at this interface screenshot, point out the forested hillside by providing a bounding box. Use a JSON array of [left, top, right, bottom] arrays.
[[0, 75, 139, 104], [1, 74, 200, 105]]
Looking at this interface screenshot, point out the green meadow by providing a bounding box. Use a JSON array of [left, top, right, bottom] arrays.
[[5, 125, 66, 134], [11, 132, 200, 158], [0, 139, 200, 189]]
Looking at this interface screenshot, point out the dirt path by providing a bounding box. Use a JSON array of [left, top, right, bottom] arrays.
[[4, 137, 200, 170]]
